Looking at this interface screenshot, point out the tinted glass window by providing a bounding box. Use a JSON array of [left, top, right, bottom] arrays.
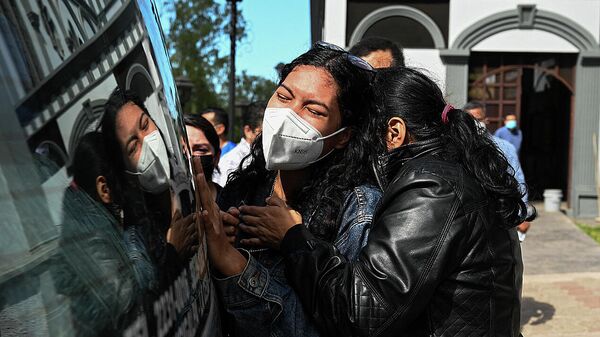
[[0, 0, 219, 336]]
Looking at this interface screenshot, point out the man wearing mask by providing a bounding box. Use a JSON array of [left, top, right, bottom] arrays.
[[201, 107, 236, 156], [464, 102, 531, 241], [494, 114, 523, 153], [349, 37, 404, 68], [217, 101, 265, 186]]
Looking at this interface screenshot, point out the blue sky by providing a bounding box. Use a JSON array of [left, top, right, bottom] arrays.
[[156, 0, 311, 81]]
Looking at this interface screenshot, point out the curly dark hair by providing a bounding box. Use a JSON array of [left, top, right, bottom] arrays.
[[222, 44, 377, 241], [372, 67, 527, 228]]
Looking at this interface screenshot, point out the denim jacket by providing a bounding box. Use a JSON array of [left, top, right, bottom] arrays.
[[214, 184, 382, 337]]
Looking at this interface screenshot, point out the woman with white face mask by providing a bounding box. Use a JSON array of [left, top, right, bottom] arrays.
[[101, 89, 195, 290], [197, 43, 383, 337]]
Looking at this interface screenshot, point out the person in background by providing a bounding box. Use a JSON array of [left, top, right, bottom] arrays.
[[464, 101, 532, 241], [184, 114, 222, 200], [217, 100, 265, 186], [349, 37, 405, 68], [494, 113, 523, 153], [201, 107, 236, 155]]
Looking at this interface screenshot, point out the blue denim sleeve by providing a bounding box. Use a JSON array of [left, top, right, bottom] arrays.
[[213, 185, 381, 336], [213, 249, 287, 334], [333, 185, 383, 261]]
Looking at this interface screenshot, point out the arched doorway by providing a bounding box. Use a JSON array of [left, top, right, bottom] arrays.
[[442, 5, 600, 216], [349, 5, 445, 49], [468, 53, 576, 200]]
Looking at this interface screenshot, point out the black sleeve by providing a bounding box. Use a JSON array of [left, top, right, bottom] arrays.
[[281, 171, 469, 337]]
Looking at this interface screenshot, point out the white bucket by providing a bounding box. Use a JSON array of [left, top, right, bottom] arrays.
[[543, 189, 563, 212]]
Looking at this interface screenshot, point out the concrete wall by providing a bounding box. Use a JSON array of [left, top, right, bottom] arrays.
[[323, 0, 347, 47], [471, 29, 578, 53], [449, 0, 600, 48], [404, 49, 446, 90]]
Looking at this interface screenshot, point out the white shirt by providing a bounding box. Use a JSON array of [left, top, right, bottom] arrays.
[[217, 138, 252, 186]]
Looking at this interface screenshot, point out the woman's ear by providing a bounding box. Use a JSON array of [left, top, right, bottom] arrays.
[[386, 117, 408, 150], [96, 176, 112, 204], [213, 123, 225, 137], [334, 128, 352, 149]]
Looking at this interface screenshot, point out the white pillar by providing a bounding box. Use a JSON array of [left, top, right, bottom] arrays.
[[323, 0, 347, 48]]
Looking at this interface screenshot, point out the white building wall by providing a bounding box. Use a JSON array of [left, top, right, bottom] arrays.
[[449, 0, 600, 50], [323, 0, 347, 47], [404, 49, 446, 91], [472, 29, 578, 53]]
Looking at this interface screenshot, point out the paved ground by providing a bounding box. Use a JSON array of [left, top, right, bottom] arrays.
[[520, 204, 600, 336]]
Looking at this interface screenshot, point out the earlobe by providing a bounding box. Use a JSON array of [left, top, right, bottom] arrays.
[[386, 117, 407, 150], [96, 176, 112, 204], [214, 124, 225, 136]]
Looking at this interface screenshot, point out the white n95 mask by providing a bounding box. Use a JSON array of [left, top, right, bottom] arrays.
[[262, 107, 346, 170], [128, 130, 171, 194]]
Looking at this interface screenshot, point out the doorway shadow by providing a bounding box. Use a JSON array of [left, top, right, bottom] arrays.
[[521, 296, 556, 328]]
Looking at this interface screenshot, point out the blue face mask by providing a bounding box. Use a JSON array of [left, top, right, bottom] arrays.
[[506, 120, 517, 129]]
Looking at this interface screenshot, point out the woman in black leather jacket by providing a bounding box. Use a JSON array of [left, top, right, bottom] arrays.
[[237, 67, 528, 337]]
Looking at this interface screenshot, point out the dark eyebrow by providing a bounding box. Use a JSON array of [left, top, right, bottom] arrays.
[[280, 84, 295, 98]]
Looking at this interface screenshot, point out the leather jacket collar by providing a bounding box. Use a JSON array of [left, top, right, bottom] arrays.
[[374, 138, 444, 190]]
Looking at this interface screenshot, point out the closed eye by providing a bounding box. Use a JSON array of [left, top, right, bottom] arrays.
[[127, 140, 137, 156], [277, 93, 291, 102], [307, 107, 324, 117]]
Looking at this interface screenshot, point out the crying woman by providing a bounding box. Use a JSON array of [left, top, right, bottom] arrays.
[[100, 89, 199, 293]]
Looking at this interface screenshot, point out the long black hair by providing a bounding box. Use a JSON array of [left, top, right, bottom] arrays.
[[373, 67, 526, 228], [69, 131, 120, 203], [224, 44, 377, 241], [101, 89, 171, 256]]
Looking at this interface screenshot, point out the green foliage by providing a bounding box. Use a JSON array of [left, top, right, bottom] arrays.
[[577, 223, 600, 245], [235, 70, 277, 104], [167, 0, 279, 139], [167, 0, 246, 112]]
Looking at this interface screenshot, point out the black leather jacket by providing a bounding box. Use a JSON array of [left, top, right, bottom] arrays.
[[280, 139, 523, 337]]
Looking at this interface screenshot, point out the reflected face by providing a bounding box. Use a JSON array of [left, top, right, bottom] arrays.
[[115, 102, 158, 170], [185, 125, 215, 157], [267, 65, 343, 152], [361, 49, 394, 68]]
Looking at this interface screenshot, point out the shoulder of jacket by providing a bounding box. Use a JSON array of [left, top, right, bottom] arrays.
[[397, 157, 461, 185]]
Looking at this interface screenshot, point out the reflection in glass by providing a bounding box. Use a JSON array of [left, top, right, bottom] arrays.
[[485, 74, 497, 85], [504, 87, 517, 100], [504, 69, 519, 83], [0, 0, 219, 335]]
